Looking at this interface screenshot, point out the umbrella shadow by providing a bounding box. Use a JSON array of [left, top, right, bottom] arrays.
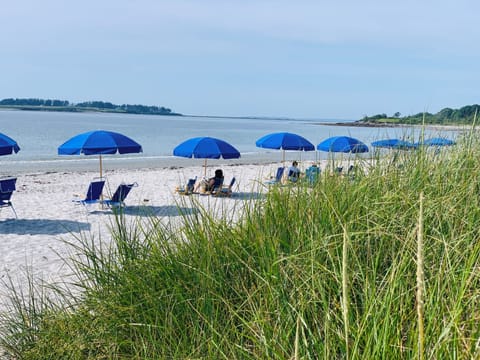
[[0, 219, 91, 235], [191, 191, 265, 201], [228, 191, 266, 201], [109, 205, 200, 217]]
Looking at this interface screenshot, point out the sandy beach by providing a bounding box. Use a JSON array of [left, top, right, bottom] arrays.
[[0, 160, 338, 309]]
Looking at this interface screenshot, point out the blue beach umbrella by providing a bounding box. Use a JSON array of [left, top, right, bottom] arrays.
[[417, 137, 455, 147], [0, 133, 20, 156], [371, 138, 416, 150], [256, 132, 315, 151], [255, 132, 314, 165], [58, 130, 143, 178], [173, 136, 240, 176], [317, 136, 369, 153]]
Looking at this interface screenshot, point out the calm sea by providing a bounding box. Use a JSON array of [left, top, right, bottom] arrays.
[[0, 110, 456, 175]]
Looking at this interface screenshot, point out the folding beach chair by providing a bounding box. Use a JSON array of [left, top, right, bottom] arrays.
[[213, 177, 236, 197], [305, 165, 321, 185], [186, 177, 197, 194], [0, 177, 18, 218], [73, 180, 105, 209], [176, 176, 197, 195], [103, 182, 138, 208], [264, 167, 285, 185], [211, 177, 224, 193]]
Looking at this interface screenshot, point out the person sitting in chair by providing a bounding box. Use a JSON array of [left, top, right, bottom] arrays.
[[287, 161, 301, 182], [194, 169, 224, 193]]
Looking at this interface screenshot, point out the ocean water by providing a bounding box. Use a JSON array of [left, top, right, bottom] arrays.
[[0, 110, 456, 175]]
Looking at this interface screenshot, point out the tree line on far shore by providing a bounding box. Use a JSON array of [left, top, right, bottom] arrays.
[[0, 98, 180, 116], [360, 104, 480, 125]]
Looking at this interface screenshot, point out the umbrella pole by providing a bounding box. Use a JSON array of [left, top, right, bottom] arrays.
[[282, 150, 285, 167], [204, 159, 207, 177], [99, 154, 104, 208], [99, 154, 103, 179]]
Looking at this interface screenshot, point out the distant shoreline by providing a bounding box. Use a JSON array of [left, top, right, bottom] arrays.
[[315, 121, 400, 127], [0, 105, 182, 116], [316, 120, 469, 131]]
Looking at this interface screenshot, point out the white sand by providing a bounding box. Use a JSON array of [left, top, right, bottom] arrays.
[[0, 160, 341, 309]]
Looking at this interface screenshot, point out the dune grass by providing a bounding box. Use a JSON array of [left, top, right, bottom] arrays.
[[1, 136, 480, 359]]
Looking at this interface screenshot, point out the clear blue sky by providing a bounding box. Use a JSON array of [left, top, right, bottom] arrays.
[[1, 0, 479, 120]]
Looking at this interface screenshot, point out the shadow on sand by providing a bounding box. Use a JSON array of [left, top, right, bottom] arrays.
[[102, 205, 201, 217], [189, 191, 266, 201], [0, 219, 91, 235], [108, 192, 265, 217], [228, 191, 266, 201]]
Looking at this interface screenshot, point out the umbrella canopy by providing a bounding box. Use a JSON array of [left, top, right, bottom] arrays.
[[416, 137, 455, 147], [371, 138, 416, 150], [58, 130, 142, 155], [317, 136, 369, 153], [58, 130, 143, 178], [255, 132, 314, 165], [255, 132, 315, 151], [0, 133, 20, 156], [173, 136, 240, 176]]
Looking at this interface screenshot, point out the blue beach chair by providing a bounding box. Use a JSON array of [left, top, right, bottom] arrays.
[[73, 180, 105, 207], [0, 177, 18, 218], [103, 182, 138, 208], [186, 177, 197, 193], [305, 165, 321, 185], [264, 167, 285, 185], [177, 176, 197, 195], [211, 177, 224, 193], [213, 177, 236, 197]]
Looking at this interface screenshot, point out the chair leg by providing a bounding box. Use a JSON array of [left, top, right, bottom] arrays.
[[10, 203, 18, 219], [1, 202, 17, 219]]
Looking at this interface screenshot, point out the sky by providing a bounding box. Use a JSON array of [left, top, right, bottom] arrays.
[[1, 0, 479, 120]]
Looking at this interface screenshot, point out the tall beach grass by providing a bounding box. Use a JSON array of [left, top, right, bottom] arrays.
[[0, 133, 480, 358]]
